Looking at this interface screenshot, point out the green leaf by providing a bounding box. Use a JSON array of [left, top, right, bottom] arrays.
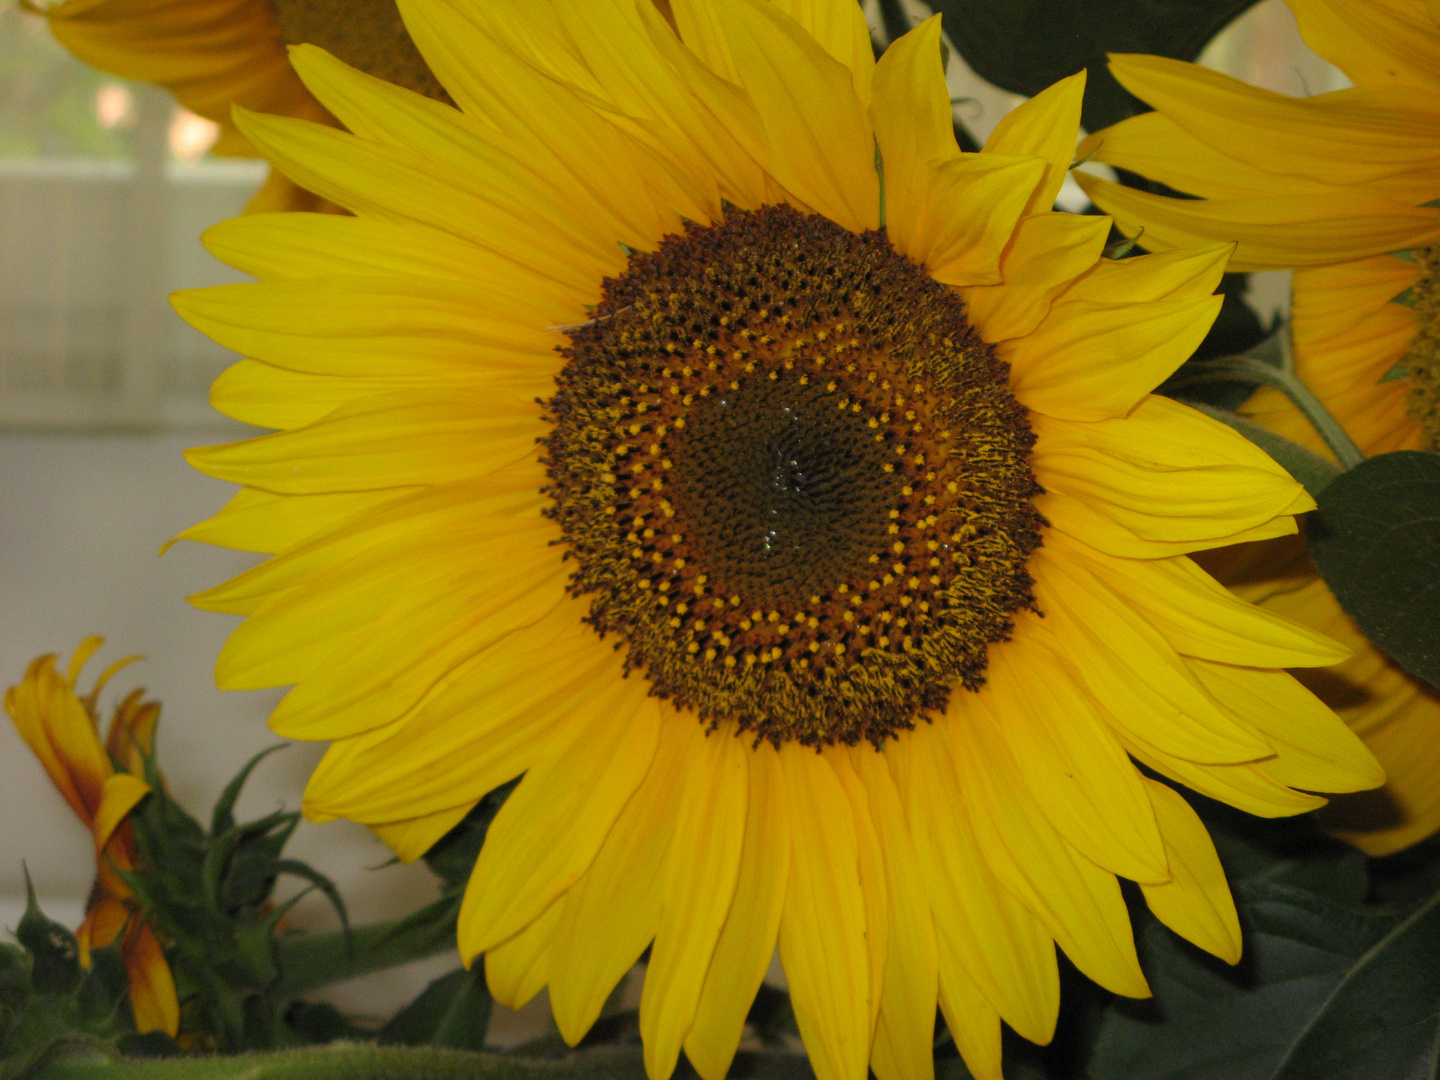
[[1306, 450, 1440, 689], [270, 894, 459, 1001], [0, 943, 32, 994], [74, 941, 131, 1032], [1089, 881, 1404, 1080], [1178, 401, 1342, 499], [379, 969, 469, 1047], [1272, 888, 1440, 1079], [930, 0, 1263, 132], [430, 967, 492, 1052], [423, 784, 517, 888], [17, 875, 81, 996]]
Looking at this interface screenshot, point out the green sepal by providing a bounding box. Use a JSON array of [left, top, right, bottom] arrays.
[[210, 746, 287, 839]]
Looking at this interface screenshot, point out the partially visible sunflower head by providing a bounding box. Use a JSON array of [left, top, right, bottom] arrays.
[[172, 2, 1383, 1078], [4, 637, 178, 1036], [1076, 0, 1440, 856], [33, 0, 449, 210]]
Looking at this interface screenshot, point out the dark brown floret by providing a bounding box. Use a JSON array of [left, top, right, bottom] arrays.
[[543, 204, 1044, 746]]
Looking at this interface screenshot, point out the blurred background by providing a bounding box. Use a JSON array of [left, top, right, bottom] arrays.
[[0, 0, 1344, 1037]]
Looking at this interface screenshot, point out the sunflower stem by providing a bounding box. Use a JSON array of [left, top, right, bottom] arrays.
[[32, 1046, 653, 1080]]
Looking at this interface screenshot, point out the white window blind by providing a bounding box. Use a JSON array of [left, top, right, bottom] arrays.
[[0, 10, 261, 429]]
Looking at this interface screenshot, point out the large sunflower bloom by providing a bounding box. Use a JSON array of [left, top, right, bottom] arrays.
[[173, 3, 1381, 1078], [34, 0, 447, 211], [5, 638, 179, 1037], [1075, 0, 1440, 856]]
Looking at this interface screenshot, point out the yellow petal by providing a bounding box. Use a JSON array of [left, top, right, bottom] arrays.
[[850, 750, 937, 1080], [960, 212, 1110, 344], [206, 360, 447, 433], [484, 900, 563, 1009], [302, 598, 621, 817], [549, 722, 688, 1046], [1122, 733, 1327, 818], [870, 17, 954, 186], [1027, 550, 1275, 765], [457, 698, 660, 959], [1187, 659, 1384, 793], [1138, 779, 1242, 965], [371, 801, 477, 863], [289, 40, 694, 251], [93, 773, 151, 853], [174, 486, 410, 556], [769, 0, 874, 104], [191, 388, 541, 495], [5, 657, 111, 826], [201, 213, 585, 322], [712, 0, 878, 232], [830, 754, 888, 1038], [231, 106, 616, 292], [936, 962, 1002, 1080], [684, 742, 790, 1080], [1030, 398, 1313, 547], [982, 637, 1169, 884], [640, 722, 749, 1080], [1292, 255, 1418, 348], [1060, 243, 1231, 305], [1079, 111, 1334, 202], [1076, 173, 1440, 273], [906, 154, 1047, 289], [893, 725, 1059, 1045], [173, 276, 557, 380], [123, 923, 180, 1037], [1007, 295, 1222, 421], [948, 690, 1151, 998], [982, 71, 1085, 216], [777, 744, 872, 1080], [1108, 53, 1440, 187], [1068, 536, 1350, 668], [1290, 0, 1440, 92]]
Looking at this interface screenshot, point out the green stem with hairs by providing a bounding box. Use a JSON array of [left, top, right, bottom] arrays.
[[30, 1046, 820, 1080], [32, 1046, 652, 1080]]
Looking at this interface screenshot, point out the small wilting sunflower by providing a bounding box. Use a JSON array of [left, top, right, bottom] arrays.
[[1076, 0, 1440, 856], [174, 2, 1382, 1077], [33, 0, 447, 210], [5, 639, 179, 1036]]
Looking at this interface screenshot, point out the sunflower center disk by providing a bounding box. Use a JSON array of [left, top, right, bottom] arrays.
[[269, 0, 451, 103], [1402, 245, 1440, 449], [544, 205, 1045, 746]]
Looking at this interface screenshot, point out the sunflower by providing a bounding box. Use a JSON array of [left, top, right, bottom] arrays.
[[1075, 0, 1440, 856], [172, 2, 1382, 1077], [4, 638, 179, 1037], [33, 0, 447, 211]]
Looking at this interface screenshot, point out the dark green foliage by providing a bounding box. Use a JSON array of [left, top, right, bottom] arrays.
[[120, 746, 350, 1051], [1307, 451, 1440, 690], [928, 0, 1262, 132], [0, 894, 133, 1074], [380, 968, 491, 1051]]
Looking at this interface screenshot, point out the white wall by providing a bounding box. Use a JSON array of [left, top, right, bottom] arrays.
[[0, 428, 472, 1017]]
